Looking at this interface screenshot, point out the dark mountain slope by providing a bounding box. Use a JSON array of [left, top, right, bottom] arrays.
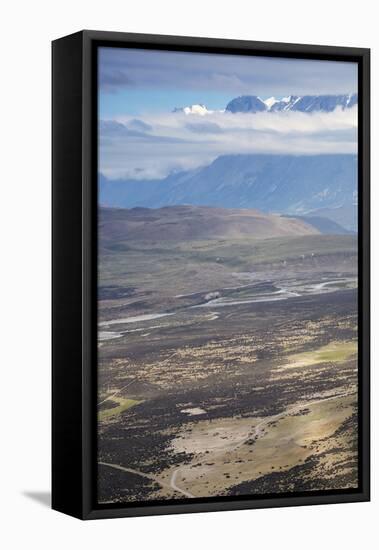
[[99, 154, 357, 230]]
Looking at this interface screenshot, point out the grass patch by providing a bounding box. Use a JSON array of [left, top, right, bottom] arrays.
[[98, 397, 141, 421], [278, 341, 357, 371]]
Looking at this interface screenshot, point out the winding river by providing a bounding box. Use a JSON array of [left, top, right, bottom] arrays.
[[99, 276, 357, 341]]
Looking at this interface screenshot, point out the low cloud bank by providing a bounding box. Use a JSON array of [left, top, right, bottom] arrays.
[[100, 107, 358, 180]]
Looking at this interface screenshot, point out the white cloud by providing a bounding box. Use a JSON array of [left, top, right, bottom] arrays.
[[99, 107, 358, 180]]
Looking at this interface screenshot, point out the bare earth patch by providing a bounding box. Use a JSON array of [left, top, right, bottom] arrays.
[[156, 393, 356, 498]]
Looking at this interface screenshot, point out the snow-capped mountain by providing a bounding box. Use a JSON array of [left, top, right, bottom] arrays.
[[172, 104, 211, 115], [226, 94, 357, 113], [173, 94, 357, 116]]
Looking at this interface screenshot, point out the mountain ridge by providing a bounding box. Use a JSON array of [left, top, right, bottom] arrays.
[[99, 153, 357, 231], [173, 94, 357, 115]]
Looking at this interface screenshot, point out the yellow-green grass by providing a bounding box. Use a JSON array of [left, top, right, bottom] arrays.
[[98, 397, 141, 421], [278, 340, 357, 371]]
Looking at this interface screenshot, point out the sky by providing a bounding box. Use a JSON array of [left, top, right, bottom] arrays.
[[99, 47, 358, 180]]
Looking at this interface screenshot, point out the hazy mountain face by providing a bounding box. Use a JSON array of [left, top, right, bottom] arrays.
[[99, 154, 357, 231], [306, 204, 357, 233], [225, 96, 267, 113]]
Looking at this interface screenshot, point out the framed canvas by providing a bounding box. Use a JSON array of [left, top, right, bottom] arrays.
[[52, 30, 370, 520]]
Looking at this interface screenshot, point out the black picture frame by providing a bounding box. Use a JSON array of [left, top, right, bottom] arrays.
[[52, 30, 370, 520]]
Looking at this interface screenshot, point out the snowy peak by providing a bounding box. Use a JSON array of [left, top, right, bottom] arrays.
[[172, 104, 211, 115], [269, 95, 301, 112], [172, 94, 357, 116], [289, 94, 358, 112], [263, 96, 278, 109], [226, 94, 357, 113]]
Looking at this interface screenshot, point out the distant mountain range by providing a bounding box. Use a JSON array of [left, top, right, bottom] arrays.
[[99, 154, 357, 232], [173, 94, 357, 115], [226, 94, 357, 113]]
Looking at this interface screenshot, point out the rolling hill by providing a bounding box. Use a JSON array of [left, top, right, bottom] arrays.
[[99, 204, 321, 244]]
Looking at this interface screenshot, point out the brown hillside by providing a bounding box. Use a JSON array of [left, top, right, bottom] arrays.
[[99, 205, 320, 242]]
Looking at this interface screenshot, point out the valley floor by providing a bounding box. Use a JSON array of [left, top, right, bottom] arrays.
[[97, 233, 358, 503]]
